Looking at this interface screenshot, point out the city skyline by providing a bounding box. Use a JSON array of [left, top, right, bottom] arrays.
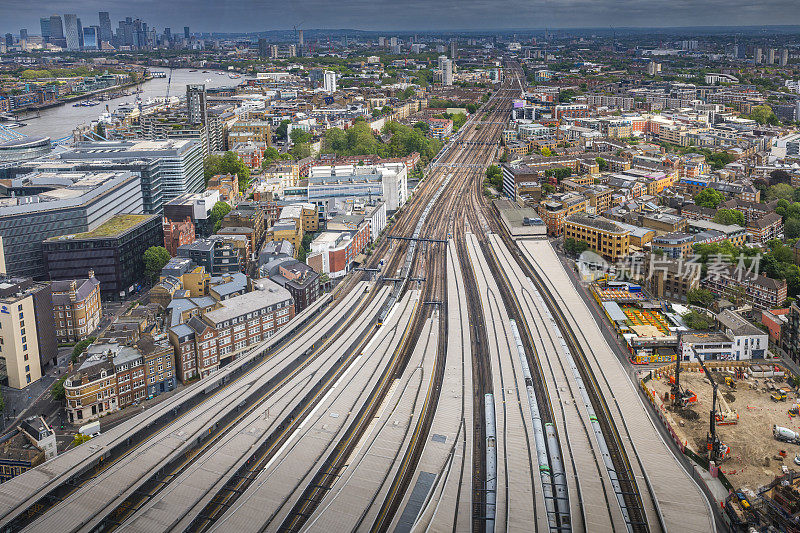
[[3, 0, 800, 35]]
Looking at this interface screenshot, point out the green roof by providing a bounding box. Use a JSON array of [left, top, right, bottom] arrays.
[[50, 214, 154, 241]]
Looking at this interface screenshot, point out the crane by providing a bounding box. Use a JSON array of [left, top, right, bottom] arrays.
[[696, 356, 730, 463], [164, 66, 174, 100], [671, 331, 697, 408]]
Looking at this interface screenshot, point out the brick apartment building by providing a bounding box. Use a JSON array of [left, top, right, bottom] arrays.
[[163, 217, 196, 256], [51, 274, 102, 344], [168, 279, 294, 381]]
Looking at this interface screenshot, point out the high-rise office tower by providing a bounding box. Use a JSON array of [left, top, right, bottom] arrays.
[[781, 48, 789, 67], [48, 15, 65, 47], [184, 26, 190, 39], [82, 26, 98, 50], [40, 17, 51, 42], [450, 40, 457, 59], [258, 38, 269, 57], [768, 48, 776, 65], [755, 47, 763, 64], [99, 12, 112, 44], [298, 29, 304, 46], [77, 17, 84, 48], [19, 29, 28, 42], [378, 36, 385, 46], [63, 14, 81, 50], [389, 36, 397, 47], [4, 34, 13, 48]]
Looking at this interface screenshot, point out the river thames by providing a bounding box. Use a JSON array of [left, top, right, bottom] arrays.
[[15, 69, 245, 140]]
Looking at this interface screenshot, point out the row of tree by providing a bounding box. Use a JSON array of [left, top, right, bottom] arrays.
[[322, 119, 443, 163]]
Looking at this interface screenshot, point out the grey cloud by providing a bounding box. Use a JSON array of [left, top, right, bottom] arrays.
[[1, 0, 798, 33]]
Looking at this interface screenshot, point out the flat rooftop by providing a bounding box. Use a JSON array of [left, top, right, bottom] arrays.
[[50, 214, 155, 241]]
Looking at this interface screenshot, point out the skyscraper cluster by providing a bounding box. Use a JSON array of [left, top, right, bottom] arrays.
[[36, 12, 193, 51]]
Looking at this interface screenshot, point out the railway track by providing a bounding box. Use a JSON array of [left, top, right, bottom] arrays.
[[2, 64, 671, 533]]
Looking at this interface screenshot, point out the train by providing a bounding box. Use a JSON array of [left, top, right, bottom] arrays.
[[484, 393, 497, 533], [535, 288, 634, 528], [510, 320, 570, 531]]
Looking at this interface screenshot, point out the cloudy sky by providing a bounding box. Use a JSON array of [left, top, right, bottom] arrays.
[[2, 0, 799, 34]]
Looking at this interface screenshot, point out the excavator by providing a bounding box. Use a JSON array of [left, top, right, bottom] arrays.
[[715, 388, 739, 426]]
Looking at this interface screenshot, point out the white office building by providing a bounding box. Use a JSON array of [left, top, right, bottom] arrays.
[[308, 163, 408, 212]]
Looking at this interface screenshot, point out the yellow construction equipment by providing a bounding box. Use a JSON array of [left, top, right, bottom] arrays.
[[724, 376, 737, 389], [715, 392, 739, 425], [772, 392, 788, 402]]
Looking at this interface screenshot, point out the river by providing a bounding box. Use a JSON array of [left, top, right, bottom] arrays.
[[14, 69, 246, 140]]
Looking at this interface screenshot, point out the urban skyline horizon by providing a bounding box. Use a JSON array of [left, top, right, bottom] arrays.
[[3, 0, 800, 37]]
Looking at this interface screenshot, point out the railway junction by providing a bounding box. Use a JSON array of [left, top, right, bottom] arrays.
[[0, 63, 717, 533]]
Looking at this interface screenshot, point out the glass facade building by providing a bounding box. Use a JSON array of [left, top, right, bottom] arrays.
[[0, 170, 143, 279], [43, 214, 162, 300]]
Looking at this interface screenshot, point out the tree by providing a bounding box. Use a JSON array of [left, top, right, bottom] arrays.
[[687, 288, 715, 308], [770, 169, 792, 185], [485, 165, 502, 189], [260, 146, 288, 169], [221, 151, 251, 192], [540, 147, 553, 157], [545, 167, 571, 182], [203, 154, 222, 185], [71, 336, 96, 364], [204, 151, 250, 191], [749, 105, 778, 125], [413, 121, 430, 134], [706, 151, 736, 170], [290, 142, 311, 160], [786, 218, 800, 239], [451, 113, 467, 131], [72, 433, 93, 447], [466, 103, 477, 114], [143, 246, 171, 282], [290, 128, 312, 144], [399, 86, 416, 100], [595, 157, 609, 171], [564, 238, 590, 256], [683, 310, 712, 330], [51, 375, 68, 401], [275, 119, 291, 140], [558, 89, 577, 103], [767, 183, 795, 202], [208, 201, 232, 233], [713, 208, 745, 227], [297, 233, 314, 263], [694, 188, 725, 208]]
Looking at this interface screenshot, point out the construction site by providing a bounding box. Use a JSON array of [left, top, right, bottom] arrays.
[[644, 361, 798, 492]]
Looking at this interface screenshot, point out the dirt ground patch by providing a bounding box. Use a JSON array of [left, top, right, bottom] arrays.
[[648, 370, 800, 492]]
